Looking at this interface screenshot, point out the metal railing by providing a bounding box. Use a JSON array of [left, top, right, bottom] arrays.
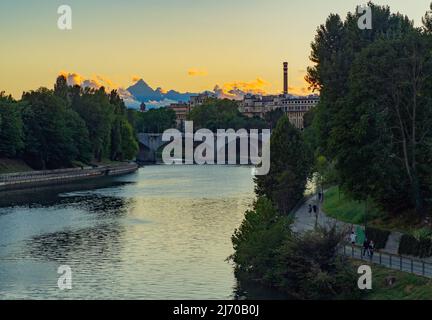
[[340, 244, 432, 278]]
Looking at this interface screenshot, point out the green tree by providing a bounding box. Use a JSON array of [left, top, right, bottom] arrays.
[[231, 197, 291, 281], [264, 109, 284, 130], [72, 87, 114, 161], [422, 2, 432, 34], [0, 93, 24, 158], [255, 117, 312, 214], [120, 118, 139, 160], [65, 108, 92, 164], [188, 98, 266, 132], [22, 88, 76, 169], [274, 226, 360, 300], [135, 107, 176, 133], [335, 31, 432, 214]]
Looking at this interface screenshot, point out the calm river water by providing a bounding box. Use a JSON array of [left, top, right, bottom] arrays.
[[0, 165, 283, 300]]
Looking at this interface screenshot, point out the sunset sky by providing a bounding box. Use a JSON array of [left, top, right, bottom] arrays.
[[1, 0, 431, 98]]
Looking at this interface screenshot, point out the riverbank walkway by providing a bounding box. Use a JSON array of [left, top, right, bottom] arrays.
[[0, 163, 138, 192], [292, 196, 432, 278]]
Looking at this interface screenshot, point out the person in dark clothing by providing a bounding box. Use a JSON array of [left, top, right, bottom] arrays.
[[362, 239, 369, 257], [308, 204, 312, 216], [368, 240, 375, 260], [313, 205, 318, 214]]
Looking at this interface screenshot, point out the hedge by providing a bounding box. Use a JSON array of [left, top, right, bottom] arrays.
[[398, 235, 432, 258], [365, 227, 390, 250]]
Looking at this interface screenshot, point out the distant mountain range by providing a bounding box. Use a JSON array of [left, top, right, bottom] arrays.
[[127, 79, 197, 106]]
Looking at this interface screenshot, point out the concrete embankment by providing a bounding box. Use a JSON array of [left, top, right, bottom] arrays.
[[0, 163, 139, 192]]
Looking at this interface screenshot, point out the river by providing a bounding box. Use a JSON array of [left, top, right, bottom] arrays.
[[0, 165, 284, 300]]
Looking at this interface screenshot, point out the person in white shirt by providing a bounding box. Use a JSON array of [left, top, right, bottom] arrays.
[[350, 232, 357, 246]]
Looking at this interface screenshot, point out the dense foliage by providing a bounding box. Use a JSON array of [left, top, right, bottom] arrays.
[[231, 197, 359, 299], [399, 234, 432, 258], [188, 98, 267, 131], [129, 107, 176, 133], [306, 2, 432, 216], [0, 76, 139, 170], [231, 115, 359, 299], [255, 117, 312, 214], [365, 227, 390, 250]]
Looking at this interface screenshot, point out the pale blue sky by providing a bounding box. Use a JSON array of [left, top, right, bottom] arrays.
[[0, 0, 431, 97]]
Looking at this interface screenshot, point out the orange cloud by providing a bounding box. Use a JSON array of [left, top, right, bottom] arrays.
[[288, 86, 313, 96], [215, 77, 271, 99], [188, 68, 208, 77], [132, 75, 141, 82], [59, 71, 117, 91]]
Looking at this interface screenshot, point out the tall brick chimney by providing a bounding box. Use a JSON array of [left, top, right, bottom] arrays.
[[283, 62, 288, 95]]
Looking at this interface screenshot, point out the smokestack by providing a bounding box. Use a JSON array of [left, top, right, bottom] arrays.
[[283, 62, 288, 95]]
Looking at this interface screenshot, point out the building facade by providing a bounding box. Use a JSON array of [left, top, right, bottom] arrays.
[[167, 102, 191, 129], [239, 94, 319, 129], [167, 62, 319, 130]]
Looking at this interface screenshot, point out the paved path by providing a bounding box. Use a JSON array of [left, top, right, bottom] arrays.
[[292, 196, 432, 278], [339, 245, 432, 278]]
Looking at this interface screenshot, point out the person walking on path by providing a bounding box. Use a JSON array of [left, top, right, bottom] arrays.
[[362, 239, 369, 257], [368, 240, 375, 260], [350, 231, 357, 246], [308, 204, 312, 216], [312, 204, 319, 227]]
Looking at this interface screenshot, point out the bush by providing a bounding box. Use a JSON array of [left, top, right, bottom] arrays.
[[365, 227, 390, 250], [274, 226, 362, 300], [230, 197, 291, 280], [398, 235, 432, 258]]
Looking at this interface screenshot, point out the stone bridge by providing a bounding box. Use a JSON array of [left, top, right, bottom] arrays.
[[137, 132, 269, 164], [137, 133, 167, 163]]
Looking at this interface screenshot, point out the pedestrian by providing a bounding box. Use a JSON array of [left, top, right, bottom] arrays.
[[350, 231, 357, 246], [313, 205, 318, 214], [308, 204, 312, 216], [362, 238, 369, 257], [369, 240, 375, 260]]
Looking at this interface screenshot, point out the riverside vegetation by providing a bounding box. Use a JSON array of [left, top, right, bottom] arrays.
[[231, 2, 432, 300], [0, 76, 139, 172]]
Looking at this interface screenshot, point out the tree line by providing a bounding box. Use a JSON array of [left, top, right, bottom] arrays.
[[230, 2, 432, 300], [0, 75, 138, 170], [187, 98, 269, 131], [231, 117, 360, 299], [305, 2, 432, 217]]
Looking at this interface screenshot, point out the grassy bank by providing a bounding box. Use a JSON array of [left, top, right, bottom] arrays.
[[0, 158, 33, 174], [323, 186, 383, 224], [350, 262, 432, 300], [323, 186, 423, 235]]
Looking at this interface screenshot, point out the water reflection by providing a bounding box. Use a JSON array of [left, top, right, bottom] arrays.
[[0, 166, 282, 299], [25, 223, 125, 263], [0, 178, 133, 209]]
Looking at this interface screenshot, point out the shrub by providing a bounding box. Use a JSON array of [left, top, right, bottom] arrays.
[[365, 227, 390, 250], [398, 235, 432, 258], [273, 225, 362, 300], [230, 197, 292, 280]]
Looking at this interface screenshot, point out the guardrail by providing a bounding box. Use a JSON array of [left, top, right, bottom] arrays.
[[340, 244, 432, 278], [0, 163, 138, 186]]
